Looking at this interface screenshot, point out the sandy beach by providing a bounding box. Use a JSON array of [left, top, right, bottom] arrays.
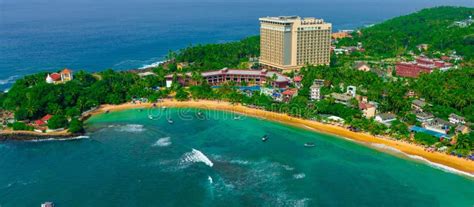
[[87, 99, 474, 176]]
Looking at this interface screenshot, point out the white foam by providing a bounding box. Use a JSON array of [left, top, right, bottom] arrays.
[[371, 143, 474, 178], [293, 173, 306, 179], [180, 149, 214, 167], [281, 164, 294, 171], [208, 176, 213, 184], [152, 137, 171, 147], [229, 159, 250, 165], [140, 60, 165, 69], [0, 75, 18, 85], [28, 135, 90, 142], [111, 124, 146, 133], [406, 154, 474, 178], [294, 198, 311, 207], [370, 143, 403, 154]]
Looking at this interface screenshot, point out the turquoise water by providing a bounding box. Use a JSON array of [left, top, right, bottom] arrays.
[[0, 108, 473, 206]]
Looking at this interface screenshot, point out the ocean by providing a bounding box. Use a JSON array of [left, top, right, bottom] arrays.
[[1, 0, 474, 91], [0, 108, 473, 206]]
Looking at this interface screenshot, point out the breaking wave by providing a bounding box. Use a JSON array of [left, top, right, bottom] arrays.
[[0, 75, 18, 85], [28, 135, 90, 142], [371, 143, 474, 178], [293, 173, 306, 179], [140, 60, 165, 69], [152, 137, 172, 147], [110, 124, 146, 133], [180, 149, 214, 167], [406, 154, 474, 178]]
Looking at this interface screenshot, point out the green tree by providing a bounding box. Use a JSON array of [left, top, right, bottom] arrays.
[[68, 118, 84, 133], [48, 115, 68, 129], [175, 88, 190, 101]]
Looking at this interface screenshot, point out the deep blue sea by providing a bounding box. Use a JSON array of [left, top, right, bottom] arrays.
[[1, 0, 473, 90]]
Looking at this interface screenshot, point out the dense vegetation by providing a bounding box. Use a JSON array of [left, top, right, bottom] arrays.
[[413, 68, 474, 121], [0, 70, 169, 132], [338, 7, 474, 61], [169, 36, 260, 71]]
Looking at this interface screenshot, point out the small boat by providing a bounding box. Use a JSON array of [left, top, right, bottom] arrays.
[[197, 111, 204, 117], [304, 142, 316, 148], [167, 118, 174, 124], [233, 116, 241, 120], [148, 115, 154, 120], [261, 135, 268, 142], [41, 202, 55, 207], [162, 106, 167, 109]]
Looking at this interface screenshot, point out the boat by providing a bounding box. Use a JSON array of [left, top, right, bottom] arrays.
[[233, 116, 241, 120], [41, 202, 55, 207], [162, 106, 167, 109], [304, 142, 316, 147], [261, 135, 268, 142], [148, 115, 154, 120], [197, 111, 204, 118], [167, 118, 174, 124]]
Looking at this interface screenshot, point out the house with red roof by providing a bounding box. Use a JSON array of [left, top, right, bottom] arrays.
[[282, 88, 298, 102], [46, 68, 73, 84], [293, 76, 303, 88], [359, 102, 376, 118]]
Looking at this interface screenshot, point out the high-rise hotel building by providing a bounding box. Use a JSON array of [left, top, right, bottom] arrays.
[[259, 16, 331, 71]]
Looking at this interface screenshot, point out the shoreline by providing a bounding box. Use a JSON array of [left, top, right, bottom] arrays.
[[87, 99, 474, 176], [0, 129, 82, 141]]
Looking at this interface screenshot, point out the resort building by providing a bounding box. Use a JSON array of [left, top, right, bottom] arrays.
[[165, 68, 290, 88], [359, 102, 376, 118], [396, 57, 452, 78], [282, 88, 298, 102], [293, 76, 303, 88], [414, 111, 435, 123], [455, 125, 470, 135], [46, 69, 73, 84], [448, 113, 466, 125], [423, 118, 453, 135], [353, 61, 371, 72], [310, 79, 324, 101], [331, 31, 352, 40], [375, 113, 397, 126], [411, 99, 428, 112], [259, 16, 332, 72], [329, 92, 353, 106]]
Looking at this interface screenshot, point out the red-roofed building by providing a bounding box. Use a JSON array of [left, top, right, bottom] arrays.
[[41, 114, 53, 123], [46, 69, 73, 84], [396, 57, 452, 78], [34, 120, 46, 126], [282, 88, 298, 102], [293, 76, 303, 88], [359, 102, 376, 118]]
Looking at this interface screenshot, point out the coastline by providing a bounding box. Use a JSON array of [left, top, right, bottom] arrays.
[[0, 129, 82, 141], [86, 99, 474, 176]]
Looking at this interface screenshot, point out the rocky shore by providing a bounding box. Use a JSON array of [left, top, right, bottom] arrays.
[[0, 130, 84, 141]]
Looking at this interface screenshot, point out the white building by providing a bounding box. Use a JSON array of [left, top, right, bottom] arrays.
[[375, 113, 397, 126], [310, 79, 324, 101]]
